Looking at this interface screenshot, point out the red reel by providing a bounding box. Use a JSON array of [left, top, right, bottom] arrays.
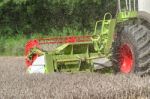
[[25, 39, 40, 67]]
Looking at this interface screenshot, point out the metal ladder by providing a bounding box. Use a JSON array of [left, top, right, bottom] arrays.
[[92, 13, 113, 54]]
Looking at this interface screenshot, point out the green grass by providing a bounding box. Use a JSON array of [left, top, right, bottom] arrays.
[[0, 35, 27, 56]]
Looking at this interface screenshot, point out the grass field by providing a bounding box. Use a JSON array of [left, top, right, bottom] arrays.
[[0, 57, 150, 99]]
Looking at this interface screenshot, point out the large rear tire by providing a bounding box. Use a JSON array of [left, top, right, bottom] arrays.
[[113, 24, 150, 76]]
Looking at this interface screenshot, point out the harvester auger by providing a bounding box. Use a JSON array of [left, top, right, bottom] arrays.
[[25, 0, 150, 75]]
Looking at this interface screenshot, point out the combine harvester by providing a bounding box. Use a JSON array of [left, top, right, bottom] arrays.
[[25, 0, 150, 75]]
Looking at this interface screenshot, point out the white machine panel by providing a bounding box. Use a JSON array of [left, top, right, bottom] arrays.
[[27, 55, 46, 74], [32, 55, 45, 66], [138, 0, 150, 13]]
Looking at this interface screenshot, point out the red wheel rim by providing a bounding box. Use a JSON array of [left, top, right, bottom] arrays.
[[119, 44, 133, 73]]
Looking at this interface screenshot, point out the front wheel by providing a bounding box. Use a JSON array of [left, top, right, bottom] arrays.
[[113, 24, 150, 75]]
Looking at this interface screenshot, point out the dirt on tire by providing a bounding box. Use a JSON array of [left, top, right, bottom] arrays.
[[0, 57, 150, 99]]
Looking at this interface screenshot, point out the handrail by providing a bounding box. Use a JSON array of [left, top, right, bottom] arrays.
[[103, 12, 112, 20], [94, 20, 102, 35]]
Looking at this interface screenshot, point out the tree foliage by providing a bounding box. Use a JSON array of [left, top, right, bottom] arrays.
[[0, 0, 116, 36]]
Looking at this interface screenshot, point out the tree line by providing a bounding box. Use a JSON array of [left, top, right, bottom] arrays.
[[0, 0, 116, 36]]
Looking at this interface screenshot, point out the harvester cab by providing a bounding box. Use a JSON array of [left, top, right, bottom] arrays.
[[25, 0, 150, 75]]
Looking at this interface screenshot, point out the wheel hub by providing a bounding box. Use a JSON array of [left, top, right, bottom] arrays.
[[119, 44, 133, 73]]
